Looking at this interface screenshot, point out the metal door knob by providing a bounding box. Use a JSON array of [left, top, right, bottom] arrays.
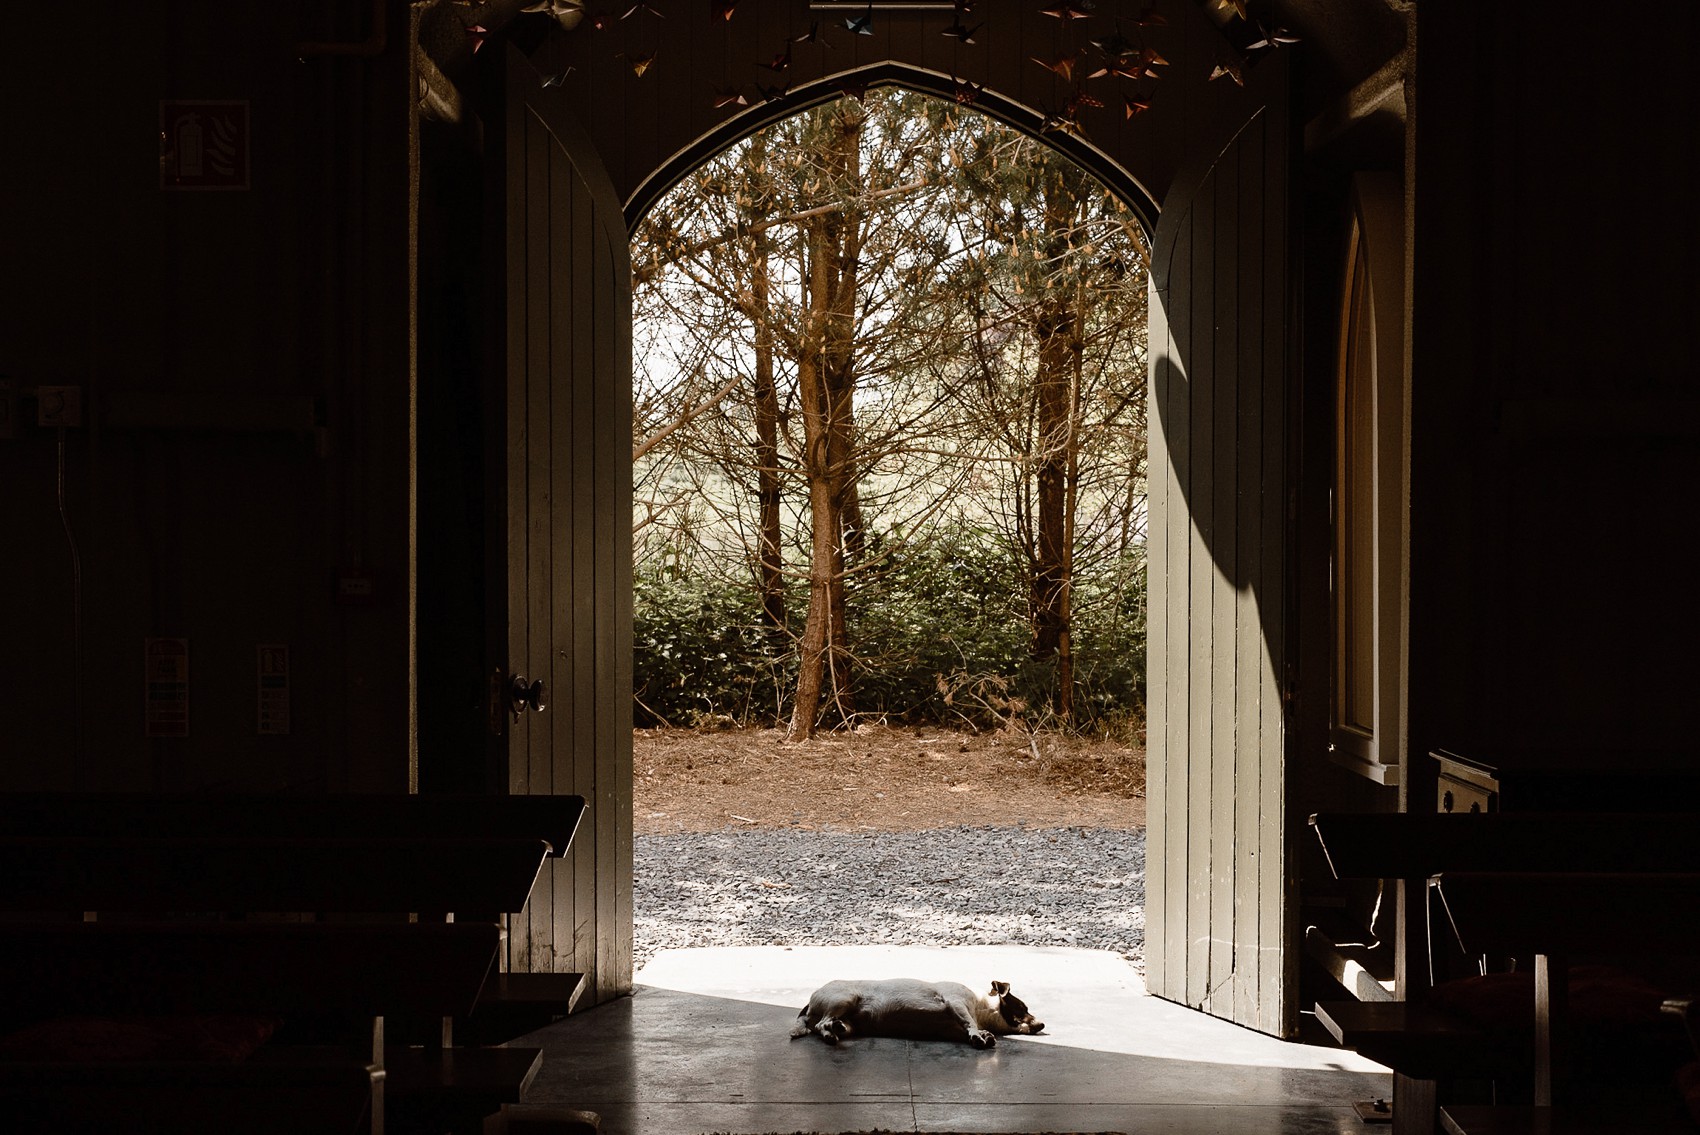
[[508, 674, 547, 717]]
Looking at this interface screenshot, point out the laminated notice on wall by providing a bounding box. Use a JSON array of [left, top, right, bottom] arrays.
[[145, 638, 189, 738], [258, 644, 290, 735]]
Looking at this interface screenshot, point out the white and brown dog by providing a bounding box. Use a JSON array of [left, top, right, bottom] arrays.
[[789, 978, 1045, 1048]]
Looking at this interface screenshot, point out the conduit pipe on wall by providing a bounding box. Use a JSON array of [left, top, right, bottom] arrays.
[[299, 0, 387, 57]]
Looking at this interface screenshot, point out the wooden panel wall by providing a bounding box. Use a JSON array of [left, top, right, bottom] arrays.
[[1145, 59, 1294, 1037], [1406, 0, 1700, 771], [504, 55, 636, 1004]]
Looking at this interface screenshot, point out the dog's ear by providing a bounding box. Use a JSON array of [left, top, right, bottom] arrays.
[[991, 981, 1010, 995]]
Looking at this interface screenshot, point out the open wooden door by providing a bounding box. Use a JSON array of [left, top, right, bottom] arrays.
[[493, 46, 633, 1005], [1144, 57, 1296, 1037]]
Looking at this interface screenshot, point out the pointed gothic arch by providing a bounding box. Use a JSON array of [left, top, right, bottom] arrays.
[[624, 61, 1159, 236]]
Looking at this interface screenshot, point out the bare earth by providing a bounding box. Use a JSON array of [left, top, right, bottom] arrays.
[[634, 723, 1146, 835]]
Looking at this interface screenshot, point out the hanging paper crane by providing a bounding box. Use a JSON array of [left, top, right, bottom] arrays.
[[1247, 22, 1300, 49], [792, 21, 830, 45], [1041, 110, 1088, 139], [520, 0, 586, 32], [1040, 1, 1095, 21], [1209, 58, 1245, 85], [1031, 50, 1086, 82], [1091, 29, 1136, 59], [1067, 88, 1105, 113], [844, 4, 874, 35]]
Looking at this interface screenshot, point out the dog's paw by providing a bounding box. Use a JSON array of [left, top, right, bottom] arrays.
[[969, 1030, 996, 1049]]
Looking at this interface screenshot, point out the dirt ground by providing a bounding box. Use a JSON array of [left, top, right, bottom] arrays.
[[634, 723, 1146, 834]]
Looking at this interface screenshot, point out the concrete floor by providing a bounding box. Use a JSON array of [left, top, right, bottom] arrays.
[[513, 945, 1392, 1134]]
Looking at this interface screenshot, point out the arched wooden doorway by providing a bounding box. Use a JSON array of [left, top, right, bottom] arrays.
[[417, 0, 1300, 1037]]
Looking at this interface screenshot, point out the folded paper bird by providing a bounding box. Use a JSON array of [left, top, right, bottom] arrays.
[[1041, 1, 1095, 20], [1032, 50, 1085, 81]]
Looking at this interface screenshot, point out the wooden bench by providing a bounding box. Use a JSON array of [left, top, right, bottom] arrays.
[[2, 792, 592, 1039], [1308, 811, 1700, 1134], [1428, 871, 1700, 1134], [0, 791, 590, 1135]]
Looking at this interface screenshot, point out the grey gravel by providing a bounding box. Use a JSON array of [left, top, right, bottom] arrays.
[[634, 825, 1145, 971]]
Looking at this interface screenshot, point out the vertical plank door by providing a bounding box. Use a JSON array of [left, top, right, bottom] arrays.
[[497, 46, 634, 1006], [1144, 55, 1296, 1037]]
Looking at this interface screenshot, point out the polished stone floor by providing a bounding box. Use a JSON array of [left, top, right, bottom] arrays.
[[514, 945, 1392, 1134]]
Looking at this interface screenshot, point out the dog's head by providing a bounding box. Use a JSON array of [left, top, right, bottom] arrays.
[[990, 980, 1044, 1035]]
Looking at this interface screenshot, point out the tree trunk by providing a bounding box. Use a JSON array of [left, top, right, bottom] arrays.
[[787, 224, 853, 740], [1030, 178, 1082, 719], [1031, 304, 1072, 661], [787, 106, 863, 740], [824, 113, 867, 565], [751, 229, 785, 633]]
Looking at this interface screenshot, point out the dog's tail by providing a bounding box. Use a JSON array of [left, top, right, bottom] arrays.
[[788, 1011, 812, 1040]]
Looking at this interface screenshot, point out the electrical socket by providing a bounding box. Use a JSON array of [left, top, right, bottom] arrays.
[[37, 385, 83, 429]]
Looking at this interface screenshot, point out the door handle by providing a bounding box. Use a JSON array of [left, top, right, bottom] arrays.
[[508, 673, 547, 718]]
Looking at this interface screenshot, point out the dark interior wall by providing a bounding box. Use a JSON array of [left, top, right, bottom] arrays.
[[0, 1, 412, 791], [1408, 1, 1700, 772]]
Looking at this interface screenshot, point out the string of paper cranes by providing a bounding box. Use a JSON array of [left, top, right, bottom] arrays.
[[492, 0, 1298, 140]]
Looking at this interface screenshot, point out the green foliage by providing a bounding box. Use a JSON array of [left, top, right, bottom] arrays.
[[1067, 549, 1148, 734], [840, 530, 1146, 734], [844, 526, 1031, 724], [632, 526, 1145, 734], [631, 565, 794, 728]]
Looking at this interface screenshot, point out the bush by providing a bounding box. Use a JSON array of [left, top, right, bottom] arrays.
[[630, 567, 794, 727], [631, 527, 1145, 734]]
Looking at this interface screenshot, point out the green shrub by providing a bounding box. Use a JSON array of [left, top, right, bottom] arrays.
[[630, 567, 794, 727], [631, 528, 1145, 733]]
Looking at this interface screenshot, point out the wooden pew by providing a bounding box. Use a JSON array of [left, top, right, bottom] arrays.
[[0, 792, 586, 856], [1308, 812, 1700, 1134], [1, 792, 592, 1039], [1430, 871, 1700, 1134], [0, 792, 589, 1134]]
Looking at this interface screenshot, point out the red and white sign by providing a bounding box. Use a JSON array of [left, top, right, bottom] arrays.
[[257, 644, 291, 735], [160, 100, 249, 190]]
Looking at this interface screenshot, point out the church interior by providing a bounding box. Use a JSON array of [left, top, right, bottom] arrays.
[[2, 0, 1697, 1131]]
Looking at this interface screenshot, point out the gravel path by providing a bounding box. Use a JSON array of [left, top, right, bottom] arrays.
[[634, 825, 1145, 972]]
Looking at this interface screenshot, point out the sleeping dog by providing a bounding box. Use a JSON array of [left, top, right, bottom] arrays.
[[789, 978, 1044, 1048]]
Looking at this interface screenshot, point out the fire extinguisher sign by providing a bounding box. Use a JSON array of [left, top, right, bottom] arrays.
[[159, 100, 249, 190], [144, 638, 190, 738]]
